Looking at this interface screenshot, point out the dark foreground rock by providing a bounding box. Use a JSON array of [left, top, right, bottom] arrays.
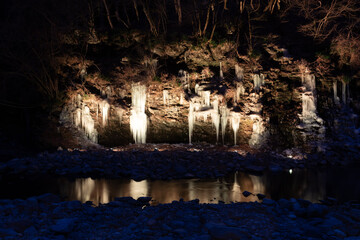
[[0, 144, 357, 180], [0, 194, 359, 239]]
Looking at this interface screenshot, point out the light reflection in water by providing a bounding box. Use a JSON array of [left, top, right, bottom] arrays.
[[60, 170, 330, 205]]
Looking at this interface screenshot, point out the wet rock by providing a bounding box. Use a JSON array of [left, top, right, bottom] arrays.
[[256, 193, 266, 200], [37, 193, 61, 204], [333, 229, 346, 238], [208, 225, 248, 240], [7, 219, 33, 233], [51, 218, 76, 233], [242, 191, 252, 197], [262, 199, 276, 206], [307, 204, 328, 217], [0, 228, 19, 238], [24, 226, 38, 237]]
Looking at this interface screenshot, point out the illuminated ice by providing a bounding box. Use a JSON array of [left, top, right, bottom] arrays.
[[231, 113, 241, 145], [220, 106, 230, 144], [130, 84, 147, 144]]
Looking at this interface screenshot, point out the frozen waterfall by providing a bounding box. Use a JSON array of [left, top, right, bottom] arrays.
[[220, 106, 230, 144], [301, 92, 317, 123], [100, 100, 110, 126], [188, 101, 195, 144], [130, 84, 147, 144], [211, 98, 220, 143], [81, 106, 98, 143], [231, 113, 241, 145]]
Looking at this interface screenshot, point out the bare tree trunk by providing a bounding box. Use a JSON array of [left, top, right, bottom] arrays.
[[102, 0, 114, 29], [174, 0, 182, 24]]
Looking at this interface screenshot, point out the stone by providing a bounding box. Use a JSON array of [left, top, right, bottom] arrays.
[[51, 218, 76, 233], [307, 204, 328, 217], [0, 228, 19, 237], [24, 226, 38, 237], [256, 193, 266, 200], [242, 191, 252, 197], [333, 229, 346, 238], [208, 225, 248, 240], [37, 193, 61, 204], [262, 199, 276, 206]]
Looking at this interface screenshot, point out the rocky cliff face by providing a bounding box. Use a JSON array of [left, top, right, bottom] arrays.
[[58, 38, 359, 156]]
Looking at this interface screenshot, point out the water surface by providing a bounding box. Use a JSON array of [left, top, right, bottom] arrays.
[[1, 168, 359, 205]]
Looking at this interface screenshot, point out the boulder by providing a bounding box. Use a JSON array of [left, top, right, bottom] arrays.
[[51, 218, 76, 233]]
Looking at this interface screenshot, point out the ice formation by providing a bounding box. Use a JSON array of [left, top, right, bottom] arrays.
[[235, 83, 245, 103], [100, 100, 110, 126], [301, 92, 317, 123], [220, 106, 230, 144], [211, 98, 220, 143], [253, 74, 265, 92], [249, 114, 265, 147], [163, 90, 169, 105], [130, 84, 147, 144], [302, 70, 316, 92], [188, 101, 195, 144], [220, 62, 223, 78], [231, 113, 241, 145], [81, 106, 98, 143], [342, 81, 347, 104], [235, 65, 244, 81], [333, 81, 340, 105]]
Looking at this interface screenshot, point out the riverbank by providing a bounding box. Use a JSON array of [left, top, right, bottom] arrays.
[[0, 144, 358, 181], [0, 194, 359, 239]]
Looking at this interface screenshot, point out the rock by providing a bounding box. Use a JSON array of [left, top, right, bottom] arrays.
[[37, 193, 61, 204], [208, 225, 248, 240], [137, 197, 152, 204], [24, 226, 38, 237], [0, 228, 19, 237], [307, 204, 328, 217], [256, 193, 266, 200], [242, 191, 252, 197], [51, 218, 76, 233], [262, 199, 276, 206], [333, 229, 346, 238], [7, 219, 33, 233]]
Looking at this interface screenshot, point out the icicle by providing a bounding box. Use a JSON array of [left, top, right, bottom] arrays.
[[100, 100, 110, 126], [195, 84, 199, 94], [180, 93, 184, 105], [81, 106, 98, 143], [333, 81, 339, 105], [188, 101, 195, 144], [253, 74, 263, 92], [163, 90, 169, 105], [342, 81, 347, 104], [199, 90, 211, 107], [74, 108, 82, 127], [130, 84, 147, 144], [231, 113, 241, 145], [220, 106, 229, 144], [211, 97, 220, 143], [220, 62, 223, 78], [235, 65, 243, 81]]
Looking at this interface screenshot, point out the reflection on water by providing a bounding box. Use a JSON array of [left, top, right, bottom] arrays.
[[1, 168, 359, 205], [58, 169, 359, 205]]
